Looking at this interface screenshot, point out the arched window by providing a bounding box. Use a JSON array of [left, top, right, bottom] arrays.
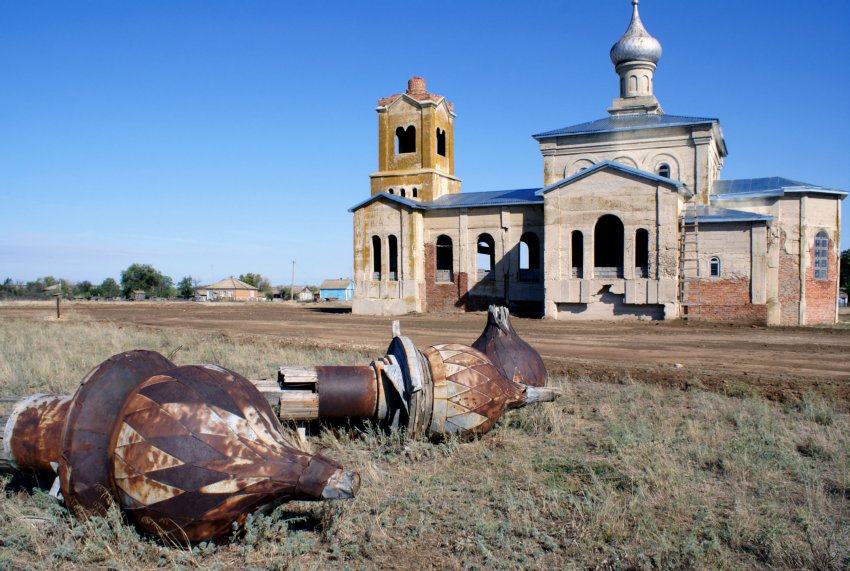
[[477, 233, 496, 281], [657, 163, 671, 178], [436, 128, 446, 157], [400, 189, 406, 198], [371, 235, 382, 280], [709, 256, 721, 277], [814, 231, 829, 280], [412, 187, 418, 198], [395, 125, 416, 154], [519, 232, 541, 281], [388, 188, 395, 195], [571, 230, 583, 278], [388, 235, 398, 281], [387, 235, 398, 281], [436, 235, 453, 282], [635, 228, 649, 277], [594, 215, 624, 278]]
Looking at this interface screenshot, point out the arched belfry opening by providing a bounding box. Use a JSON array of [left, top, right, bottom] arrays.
[[395, 126, 416, 154], [436, 128, 446, 157], [594, 215, 624, 278]]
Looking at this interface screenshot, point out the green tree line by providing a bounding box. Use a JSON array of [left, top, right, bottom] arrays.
[[0, 264, 279, 300]]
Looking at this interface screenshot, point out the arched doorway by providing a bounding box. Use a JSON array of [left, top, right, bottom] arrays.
[[594, 215, 624, 278]]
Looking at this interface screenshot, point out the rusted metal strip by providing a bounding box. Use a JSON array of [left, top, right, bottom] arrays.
[[6, 394, 71, 473]]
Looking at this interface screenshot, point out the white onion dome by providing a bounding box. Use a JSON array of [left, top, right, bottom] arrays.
[[610, 0, 662, 66]]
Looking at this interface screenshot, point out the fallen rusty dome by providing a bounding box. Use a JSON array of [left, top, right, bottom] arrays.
[[472, 305, 548, 387], [2, 351, 359, 542]]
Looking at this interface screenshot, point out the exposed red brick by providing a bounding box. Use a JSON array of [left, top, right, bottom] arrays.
[[805, 236, 837, 324], [687, 277, 768, 325], [423, 243, 468, 312]]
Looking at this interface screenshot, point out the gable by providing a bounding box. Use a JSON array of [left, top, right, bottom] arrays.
[[536, 160, 684, 197]]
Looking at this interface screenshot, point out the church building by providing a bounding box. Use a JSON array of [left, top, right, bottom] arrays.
[[350, 1, 845, 325]]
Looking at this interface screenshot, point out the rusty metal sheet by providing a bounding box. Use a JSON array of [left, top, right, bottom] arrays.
[[316, 365, 377, 419], [59, 350, 176, 517], [7, 395, 71, 473]]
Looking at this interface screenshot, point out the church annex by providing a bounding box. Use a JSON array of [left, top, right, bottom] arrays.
[[350, 1, 846, 325]]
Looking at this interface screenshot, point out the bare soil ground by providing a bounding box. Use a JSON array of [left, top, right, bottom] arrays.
[[2, 301, 848, 405]]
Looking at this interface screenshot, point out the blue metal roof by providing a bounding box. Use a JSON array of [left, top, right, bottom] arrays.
[[427, 188, 541, 209], [533, 114, 719, 139], [349, 188, 541, 213], [712, 177, 847, 200], [684, 206, 772, 224], [536, 160, 684, 196]]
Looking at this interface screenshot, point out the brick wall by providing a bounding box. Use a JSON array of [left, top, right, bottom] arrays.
[[423, 243, 469, 312], [805, 237, 837, 324], [689, 277, 768, 324], [778, 233, 801, 325]]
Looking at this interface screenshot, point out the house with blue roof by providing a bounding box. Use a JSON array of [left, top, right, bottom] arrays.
[[350, 1, 845, 325]]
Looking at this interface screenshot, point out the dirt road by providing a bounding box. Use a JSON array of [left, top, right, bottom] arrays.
[[3, 301, 848, 403]]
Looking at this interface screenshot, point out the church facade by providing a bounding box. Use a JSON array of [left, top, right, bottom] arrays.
[[350, 1, 845, 325]]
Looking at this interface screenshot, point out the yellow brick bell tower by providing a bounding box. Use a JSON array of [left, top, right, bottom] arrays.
[[370, 77, 461, 202]]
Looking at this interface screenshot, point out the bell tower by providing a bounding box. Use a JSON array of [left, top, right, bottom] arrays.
[[370, 77, 461, 202]]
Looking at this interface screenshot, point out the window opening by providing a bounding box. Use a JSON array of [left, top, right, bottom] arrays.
[[436, 128, 446, 157], [519, 232, 540, 281], [709, 256, 721, 277], [371, 236, 382, 280], [395, 125, 416, 154], [814, 231, 829, 280], [436, 235, 453, 282], [412, 187, 418, 198], [388, 235, 398, 281], [635, 228, 649, 278], [400, 189, 406, 198], [594, 214, 624, 278], [571, 231, 583, 278], [388, 188, 395, 194], [657, 163, 671, 178], [477, 233, 495, 281]]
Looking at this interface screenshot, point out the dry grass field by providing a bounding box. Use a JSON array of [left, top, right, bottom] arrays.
[[0, 308, 848, 569]]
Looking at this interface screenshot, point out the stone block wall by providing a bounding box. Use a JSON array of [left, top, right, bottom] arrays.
[[778, 233, 801, 325]]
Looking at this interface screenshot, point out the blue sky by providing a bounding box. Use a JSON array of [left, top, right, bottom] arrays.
[[1, 0, 848, 286]]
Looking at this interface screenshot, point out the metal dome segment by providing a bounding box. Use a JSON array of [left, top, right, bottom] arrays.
[[610, 0, 662, 66]]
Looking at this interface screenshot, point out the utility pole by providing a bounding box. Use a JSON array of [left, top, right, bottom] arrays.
[[290, 261, 295, 301]]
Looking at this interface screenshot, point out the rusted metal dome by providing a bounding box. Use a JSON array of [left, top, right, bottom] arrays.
[[4, 350, 358, 543], [472, 306, 548, 387]]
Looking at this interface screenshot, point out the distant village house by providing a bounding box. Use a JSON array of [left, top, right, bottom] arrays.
[[203, 277, 259, 301], [319, 279, 354, 301]]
